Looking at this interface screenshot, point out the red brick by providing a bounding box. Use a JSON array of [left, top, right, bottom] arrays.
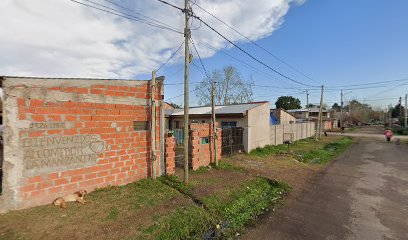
[[30, 99, 45, 107], [21, 184, 36, 193], [64, 101, 77, 108], [17, 98, 27, 106], [28, 176, 42, 184], [64, 129, 78, 135], [80, 116, 92, 121], [71, 175, 84, 182], [48, 129, 62, 135], [49, 186, 64, 194], [48, 115, 62, 121], [98, 171, 109, 177], [91, 89, 103, 95], [85, 173, 97, 180], [47, 173, 60, 180], [64, 183, 78, 192], [105, 175, 116, 183], [30, 189, 46, 198], [37, 181, 53, 190], [65, 115, 78, 121], [53, 108, 69, 115], [29, 130, 45, 137], [31, 115, 45, 122], [54, 178, 69, 186]]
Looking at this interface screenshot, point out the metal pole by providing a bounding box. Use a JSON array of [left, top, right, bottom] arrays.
[[183, 0, 190, 184], [212, 81, 218, 166], [151, 70, 157, 179]]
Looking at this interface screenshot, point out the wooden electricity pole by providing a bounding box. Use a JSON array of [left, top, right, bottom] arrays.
[[151, 70, 157, 179], [211, 81, 218, 166], [316, 85, 324, 140], [340, 89, 343, 129], [405, 94, 407, 128], [183, 0, 191, 184]]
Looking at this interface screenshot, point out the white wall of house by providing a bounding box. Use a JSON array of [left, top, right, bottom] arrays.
[[280, 110, 296, 124], [247, 102, 270, 151]]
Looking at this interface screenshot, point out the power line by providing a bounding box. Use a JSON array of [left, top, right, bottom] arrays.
[[157, 41, 185, 71], [326, 78, 408, 89], [155, 0, 184, 12], [194, 16, 315, 87], [102, 0, 179, 32], [70, 0, 183, 34], [191, 1, 323, 87], [190, 37, 210, 78], [154, 0, 315, 87]]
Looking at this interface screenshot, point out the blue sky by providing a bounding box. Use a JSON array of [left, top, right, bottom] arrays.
[[2, 0, 407, 109], [158, 0, 408, 109]]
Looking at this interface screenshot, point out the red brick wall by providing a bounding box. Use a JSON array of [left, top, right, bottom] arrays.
[[165, 135, 175, 175], [4, 79, 163, 209], [189, 123, 222, 170]]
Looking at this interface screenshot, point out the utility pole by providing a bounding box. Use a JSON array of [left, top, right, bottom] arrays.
[[183, 0, 190, 184], [150, 70, 157, 179], [211, 81, 218, 166], [340, 89, 343, 129], [306, 90, 309, 108], [405, 94, 407, 128], [316, 85, 324, 140], [388, 104, 392, 128], [399, 97, 403, 126]]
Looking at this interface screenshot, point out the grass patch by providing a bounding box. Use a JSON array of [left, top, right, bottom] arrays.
[[192, 166, 211, 174], [213, 161, 246, 172], [203, 178, 290, 237], [0, 179, 187, 240], [143, 205, 216, 240], [300, 137, 353, 164], [249, 136, 353, 165], [157, 175, 290, 239], [158, 175, 194, 197]]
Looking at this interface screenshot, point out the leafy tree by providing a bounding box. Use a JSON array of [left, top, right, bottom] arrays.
[[391, 103, 405, 118], [275, 96, 301, 110], [194, 66, 253, 106], [332, 103, 341, 111]]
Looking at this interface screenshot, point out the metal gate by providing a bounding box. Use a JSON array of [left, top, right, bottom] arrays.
[[221, 127, 244, 156], [172, 129, 185, 168]]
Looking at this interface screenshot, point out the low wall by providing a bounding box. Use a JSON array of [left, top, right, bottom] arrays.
[[190, 123, 222, 170], [270, 122, 315, 146], [0, 77, 163, 212]]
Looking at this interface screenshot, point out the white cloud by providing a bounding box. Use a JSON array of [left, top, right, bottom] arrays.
[[0, 0, 303, 79]]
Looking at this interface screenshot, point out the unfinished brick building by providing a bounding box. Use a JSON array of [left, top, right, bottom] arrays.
[[0, 76, 167, 212]]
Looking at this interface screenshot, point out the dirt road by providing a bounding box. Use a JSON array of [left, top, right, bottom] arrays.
[[242, 128, 408, 240]]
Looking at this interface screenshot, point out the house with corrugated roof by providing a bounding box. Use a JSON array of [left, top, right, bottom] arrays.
[[165, 101, 270, 152]]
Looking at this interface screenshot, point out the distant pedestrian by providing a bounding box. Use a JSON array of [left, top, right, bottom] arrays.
[[384, 129, 393, 143], [341, 126, 345, 134]]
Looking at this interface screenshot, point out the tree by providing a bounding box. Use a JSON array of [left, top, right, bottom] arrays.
[[194, 66, 253, 106], [332, 103, 341, 111], [275, 96, 301, 110], [344, 99, 373, 125]]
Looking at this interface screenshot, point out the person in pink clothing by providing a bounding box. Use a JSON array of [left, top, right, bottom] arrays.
[[384, 129, 393, 143]]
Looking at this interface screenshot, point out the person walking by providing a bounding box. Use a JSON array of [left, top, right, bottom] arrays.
[[384, 129, 393, 143]]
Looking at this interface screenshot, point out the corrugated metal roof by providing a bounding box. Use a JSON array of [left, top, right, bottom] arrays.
[[168, 102, 268, 116], [287, 108, 328, 113]]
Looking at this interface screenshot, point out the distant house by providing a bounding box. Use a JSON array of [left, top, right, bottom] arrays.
[[287, 108, 333, 129], [166, 102, 270, 152], [270, 108, 296, 125]]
